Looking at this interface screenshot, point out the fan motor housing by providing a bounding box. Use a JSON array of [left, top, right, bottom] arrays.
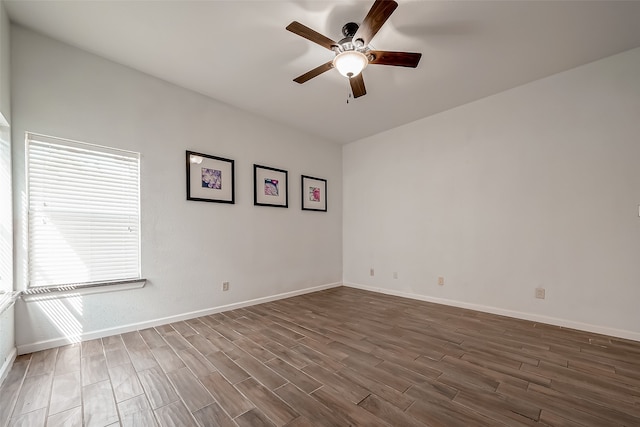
[[337, 22, 367, 53], [341, 22, 359, 38]]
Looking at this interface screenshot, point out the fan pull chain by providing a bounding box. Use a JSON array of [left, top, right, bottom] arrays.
[[347, 93, 352, 104]]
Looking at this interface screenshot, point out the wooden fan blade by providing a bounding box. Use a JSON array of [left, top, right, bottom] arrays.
[[353, 0, 398, 47], [368, 50, 422, 68], [286, 21, 338, 51], [293, 61, 334, 84], [349, 74, 366, 98]]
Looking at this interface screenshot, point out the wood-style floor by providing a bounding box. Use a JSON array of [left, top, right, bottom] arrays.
[[1, 287, 640, 427]]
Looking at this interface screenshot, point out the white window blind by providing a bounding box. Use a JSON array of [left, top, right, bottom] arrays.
[[27, 133, 140, 287]]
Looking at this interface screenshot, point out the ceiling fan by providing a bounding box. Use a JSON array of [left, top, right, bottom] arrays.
[[286, 0, 422, 99]]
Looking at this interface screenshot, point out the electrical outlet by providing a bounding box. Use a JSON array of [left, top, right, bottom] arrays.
[[438, 276, 445, 286], [222, 281, 230, 292], [370, 268, 374, 277], [393, 272, 398, 279], [535, 287, 545, 299]]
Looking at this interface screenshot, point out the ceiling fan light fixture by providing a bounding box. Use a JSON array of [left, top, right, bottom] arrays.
[[333, 50, 368, 78]]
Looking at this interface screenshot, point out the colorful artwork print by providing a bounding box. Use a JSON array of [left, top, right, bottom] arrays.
[[202, 168, 222, 189], [309, 186, 321, 202], [264, 179, 279, 196], [301, 175, 326, 211]]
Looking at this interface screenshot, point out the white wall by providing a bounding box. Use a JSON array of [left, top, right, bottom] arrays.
[[11, 26, 342, 352], [0, 0, 8, 117], [344, 47, 640, 340], [0, 304, 14, 382], [0, 0, 15, 382]]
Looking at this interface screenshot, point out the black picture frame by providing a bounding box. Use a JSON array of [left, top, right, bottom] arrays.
[[301, 175, 327, 212], [254, 164, 288, 208], [186, 150, 235, 204]]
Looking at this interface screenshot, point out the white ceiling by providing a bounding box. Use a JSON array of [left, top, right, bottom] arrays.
[[5, 1, 640, 144]]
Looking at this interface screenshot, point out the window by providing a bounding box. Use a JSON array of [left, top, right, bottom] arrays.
[[0, 118, 12, 311], [27, 133, 140, 288]]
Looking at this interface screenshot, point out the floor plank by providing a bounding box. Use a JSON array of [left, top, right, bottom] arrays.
[[358, 393, 424, 427], [109, 363, 145, 403], [310, 385, 387, 427], [274, 383, 347, 427], [0, 358, 30, 426], [150, 345, 186, 373], [199, 371, 255, 418], [166, 367, 214, 412], [139, 327, 167, 349], [102, 335, 125, 351], [118, 394, 158, 427], [178, 347, 216, 378], [137, 366, 180, 410], [234, 354, 287, 390], [11, 373, 52, 417], [47, 406, 83, 427], [235, 408, 277, 427], [154, 400, 195, 427], [185, 334, 219, 356], [302, 362, 370, 404], [25, 348, 57, 378], [191, 402, 235, 427], [48, 370, 81, 416], [105, 347, 131, 368], [81, 354, 109, 386], [83, 379, 119, 427], [81, 339, 104, 357], [8, 407, 47, 427], [265, 357, 321, 393], [205, 350, 250, 384], [128, 348, 160, 373], [235, 378, 299, 426], [54, 344, 80, 375]]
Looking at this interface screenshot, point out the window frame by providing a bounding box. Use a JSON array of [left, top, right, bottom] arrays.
[[25, 132, 143, 290]]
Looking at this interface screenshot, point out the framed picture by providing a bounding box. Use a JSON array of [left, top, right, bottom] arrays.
[[254, 164, 288, 208], [301, 175, 327, 212], [186, 150, 235, 204]]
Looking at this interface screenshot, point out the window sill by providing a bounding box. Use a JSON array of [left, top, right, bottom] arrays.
[[21, 279, 146, 302]]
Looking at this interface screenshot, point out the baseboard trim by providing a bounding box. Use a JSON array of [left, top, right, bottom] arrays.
[[17, 282, 342, 354], [344, 282, 640, 342], [0, 347, 17, 386]]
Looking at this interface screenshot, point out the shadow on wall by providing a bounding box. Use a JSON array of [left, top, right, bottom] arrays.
[[26, 295, 84, 344]]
